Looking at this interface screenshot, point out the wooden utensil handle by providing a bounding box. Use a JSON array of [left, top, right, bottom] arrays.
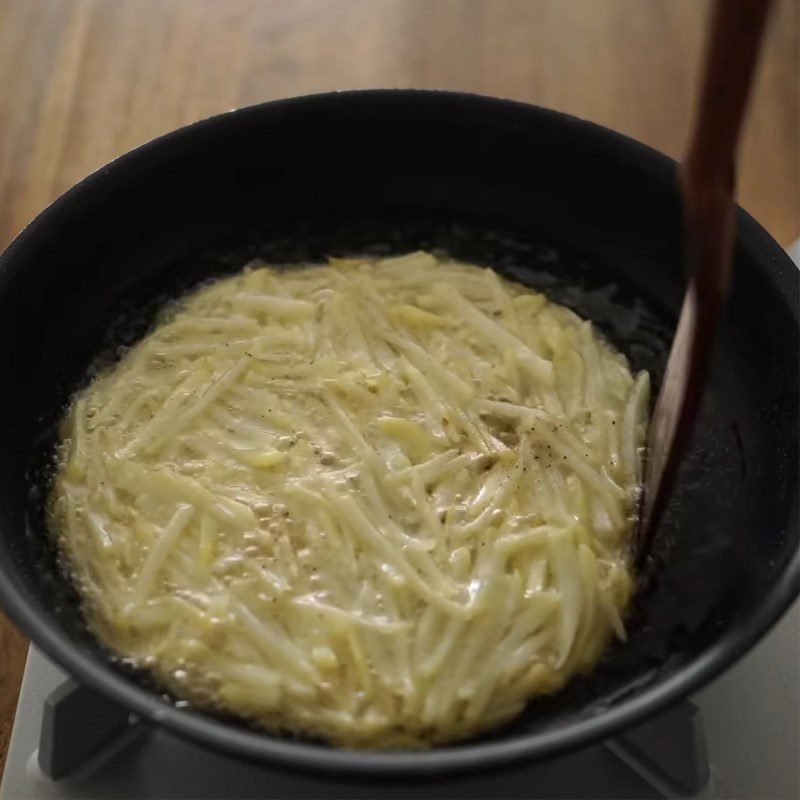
[[682, 0, 773, 304], [685, 0, 773, 190]]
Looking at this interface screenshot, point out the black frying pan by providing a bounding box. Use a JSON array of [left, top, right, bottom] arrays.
[[0, 91, 797, 777]]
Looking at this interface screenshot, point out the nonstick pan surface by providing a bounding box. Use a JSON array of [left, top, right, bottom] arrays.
[[0, 91, 797, 777]]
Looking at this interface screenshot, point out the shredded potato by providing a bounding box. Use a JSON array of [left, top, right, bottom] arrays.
[[51, 252, 649, 747]]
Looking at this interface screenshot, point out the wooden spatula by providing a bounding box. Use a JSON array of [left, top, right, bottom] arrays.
[[637, 0, 774, 561]]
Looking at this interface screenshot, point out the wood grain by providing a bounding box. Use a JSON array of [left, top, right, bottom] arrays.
[[0, 609, 27, 779], [0, 0, 797, 778]]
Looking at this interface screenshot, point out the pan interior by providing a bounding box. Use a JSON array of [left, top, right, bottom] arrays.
[[20, 217, 765, 748]]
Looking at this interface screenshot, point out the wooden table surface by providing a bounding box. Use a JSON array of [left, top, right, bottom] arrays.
[[0, 0, 797, 780]]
